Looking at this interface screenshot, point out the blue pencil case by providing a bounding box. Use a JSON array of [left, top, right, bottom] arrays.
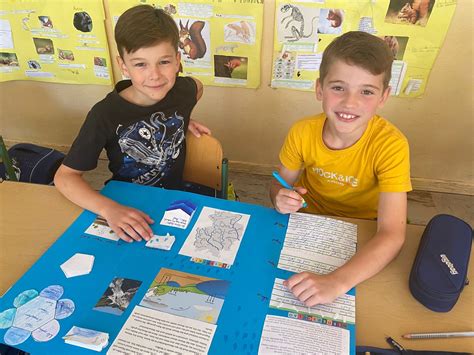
[[409, 214, 473, 312]]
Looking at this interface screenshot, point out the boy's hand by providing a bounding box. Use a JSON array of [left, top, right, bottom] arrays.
[[274, 186, 307, 214], [101, 204, 154, 243], [284, 271, 346, 306], [188, 119, 211, 138]]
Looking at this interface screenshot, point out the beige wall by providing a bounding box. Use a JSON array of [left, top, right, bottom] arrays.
[[1, 1, 472, 194]]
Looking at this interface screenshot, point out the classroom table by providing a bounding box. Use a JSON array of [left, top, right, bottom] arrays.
[[0, 181, 473, 353]]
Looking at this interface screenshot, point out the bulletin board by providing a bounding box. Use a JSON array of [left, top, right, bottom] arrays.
[[271, 0, 457, 98], [106, 0, 264, 89], [0, 0, 113, 85]]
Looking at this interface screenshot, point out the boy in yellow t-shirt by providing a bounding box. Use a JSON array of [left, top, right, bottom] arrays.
[[270, 31, 412, 306]]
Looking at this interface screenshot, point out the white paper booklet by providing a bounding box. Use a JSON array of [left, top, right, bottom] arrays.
[[269, 278, 355, 324], [63, 326, 108, 352]]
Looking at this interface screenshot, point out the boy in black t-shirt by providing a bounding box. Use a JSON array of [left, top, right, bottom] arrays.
[[54, 5, 210, 243]]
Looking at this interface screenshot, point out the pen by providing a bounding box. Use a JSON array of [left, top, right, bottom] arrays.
[[402, 331, 474, 339], [272, 171, 307, 208], [386, 336, 405, 352]]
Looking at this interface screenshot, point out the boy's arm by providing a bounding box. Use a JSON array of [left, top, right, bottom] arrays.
[[192, 77, 203, 101], [270, 165, 307, 214], [54, 164, 154, 243], [188, 77, 210, 137], [285, 191, 407, 306], [188, 120, 211, 137]]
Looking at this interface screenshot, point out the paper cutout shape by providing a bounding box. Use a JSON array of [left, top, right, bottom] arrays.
[[63, 326, 109, 352], [160, 200, 197, 229], [0, 285, 75, 346], [145, 233, 175, 250], [60, 253, 94, 278], [93, 278, 142, 316]]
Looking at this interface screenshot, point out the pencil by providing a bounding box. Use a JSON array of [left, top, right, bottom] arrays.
[[402, 331, 474, 339]]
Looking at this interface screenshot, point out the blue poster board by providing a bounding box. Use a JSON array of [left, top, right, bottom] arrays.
[[0, 181, 355, 354]]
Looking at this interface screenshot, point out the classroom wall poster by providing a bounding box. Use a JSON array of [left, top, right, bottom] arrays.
[[107, 0, 263, 89], [0, 0, 113, 85], [271, 0, 457, 98]]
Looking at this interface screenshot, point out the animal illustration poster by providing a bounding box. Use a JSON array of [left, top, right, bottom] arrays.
[[0, 0, 112, 85], [271, 0, 456, 98], [106, 0, 263, 88]]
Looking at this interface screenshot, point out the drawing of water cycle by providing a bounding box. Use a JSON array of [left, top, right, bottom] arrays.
[[139, 268, 229, 324]]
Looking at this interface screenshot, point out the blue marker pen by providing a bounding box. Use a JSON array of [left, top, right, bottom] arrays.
[[272, 171, 307, 208]]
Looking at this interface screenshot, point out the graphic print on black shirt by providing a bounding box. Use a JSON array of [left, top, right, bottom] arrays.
[[116, 111, 185, 186]]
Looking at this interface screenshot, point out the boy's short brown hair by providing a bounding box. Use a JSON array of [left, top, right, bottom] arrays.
[[115, 5, 179, 57], [319, 31, 393, 89]]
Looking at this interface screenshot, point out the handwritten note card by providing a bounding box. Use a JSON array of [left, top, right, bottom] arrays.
[[278, 213, 357, 274]]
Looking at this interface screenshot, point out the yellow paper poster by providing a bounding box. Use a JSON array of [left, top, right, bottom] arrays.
[[271, 0, 456, 98], [0, 0, 112, 85], [106, 0, 263, 89]]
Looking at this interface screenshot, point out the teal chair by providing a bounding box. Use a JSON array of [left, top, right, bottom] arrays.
[[0, 135, 18, 182]]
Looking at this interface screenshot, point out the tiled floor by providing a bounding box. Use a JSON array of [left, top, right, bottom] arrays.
[[84, 159, 474, 227]]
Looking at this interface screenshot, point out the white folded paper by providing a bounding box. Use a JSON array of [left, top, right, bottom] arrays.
[[60, 253, 94, 278], [63, 326, 109, 352], [160, 200, 197, 229]]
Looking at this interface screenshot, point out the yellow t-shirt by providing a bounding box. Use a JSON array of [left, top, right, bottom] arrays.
[[279, 113, 412, 219]]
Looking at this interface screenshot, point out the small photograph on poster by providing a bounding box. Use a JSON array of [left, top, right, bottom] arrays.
[[93, 277, 142, 316], [140, 268, 229, 324], [0, 52, 19, 67], [381, 35, 409, 60], [27, 60, 41, 70], [385, 0, 436, 27], [33, 38, 54, 54], [224, 20, 256, 44], [58, 49, 75, 61], [38, 15, 53, 29], [163, 4, 177, 15], [214, 55, 248, 80], [73, 11, 93, 32], [318, 9, 344, 35], [94, 57, 107, 67]]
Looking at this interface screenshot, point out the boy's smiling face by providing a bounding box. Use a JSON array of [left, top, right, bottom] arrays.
[[316, 59, 390, 147], [117, 41, 180, 106]]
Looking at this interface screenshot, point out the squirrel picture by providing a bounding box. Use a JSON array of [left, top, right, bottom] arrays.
[[397, 0, 432, 26], [179, 20, 207, 60]]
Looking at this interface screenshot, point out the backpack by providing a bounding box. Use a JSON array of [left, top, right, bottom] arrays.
[[0, 143, 65, 185]]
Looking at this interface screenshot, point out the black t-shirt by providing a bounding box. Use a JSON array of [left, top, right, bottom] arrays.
[[63, 77, 197, 189]]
